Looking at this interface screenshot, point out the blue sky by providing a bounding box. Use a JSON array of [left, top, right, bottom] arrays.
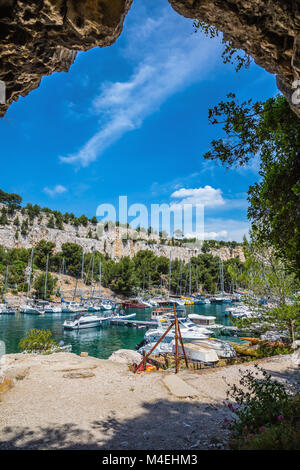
[[0, 0, 278, 241]]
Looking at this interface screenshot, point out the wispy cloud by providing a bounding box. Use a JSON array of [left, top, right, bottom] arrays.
[[43, 184, 68, 198], [60, 8, 221, 167]]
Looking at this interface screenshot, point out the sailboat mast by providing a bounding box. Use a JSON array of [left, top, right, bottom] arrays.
[[179, 260, 183, 296], [44, 254, 49, 300], [219, 253, 224, 295], [98, 260, 102, 299], [3, 265, 8, 303], [27, 247, 34, 298], [189, 262, 192, 296], [90, 250, 95, 298], [168, 252, 172, 298], [80, 249, 84, 299]]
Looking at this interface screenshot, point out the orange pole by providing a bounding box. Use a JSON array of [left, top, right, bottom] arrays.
[[134, 320, 176, 373]]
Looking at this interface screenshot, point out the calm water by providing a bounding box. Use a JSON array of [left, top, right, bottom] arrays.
[[0, 304, 235, 359]]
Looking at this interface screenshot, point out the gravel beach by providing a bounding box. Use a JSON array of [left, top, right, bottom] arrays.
[[0, 352, 299, 450]]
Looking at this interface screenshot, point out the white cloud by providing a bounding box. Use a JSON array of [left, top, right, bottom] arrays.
[[60, 8, 221, 167], [200, 218, 249, 242], [43, 185, 68, 197], [170, 185, 225, 208]]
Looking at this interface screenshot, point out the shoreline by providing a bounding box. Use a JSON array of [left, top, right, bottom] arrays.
[[0, 352, 298, 450]]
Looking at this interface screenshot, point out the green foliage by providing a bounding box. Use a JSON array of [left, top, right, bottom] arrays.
[[110, 256, 135, 294], [226, 366, 300, 450], [204, 94, 300, 274], [0, 189, 22, 208], [19, 329, 58, 352], [33, 240, 55, 269], [233, 422, 300, 450], [226, 365, 291, 436], [33, 272, 57, 300], [47, 215, 55, 229], [231, 238, 300, 343]]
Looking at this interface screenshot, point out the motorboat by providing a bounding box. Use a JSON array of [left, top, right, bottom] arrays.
[[63, 313, 111, 330], [0, 304, 16, 314], [87, 303, 103, 312], [61, 301, 86, 313], [193, 338, 236, 358], [210, 296, 232, 304], [137, 298, 152, 308], [188, 314, 223, 330], [144, 320, 212, 344], [44, 304, 62, 314]]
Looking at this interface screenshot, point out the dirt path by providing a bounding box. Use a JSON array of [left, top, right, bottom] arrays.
[[0, 353, 298, 450]]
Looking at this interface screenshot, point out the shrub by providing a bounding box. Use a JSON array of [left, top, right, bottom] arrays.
[[226, 365, 291, 436], [19, 329, 58, 352], [225, 366, 300, 450]]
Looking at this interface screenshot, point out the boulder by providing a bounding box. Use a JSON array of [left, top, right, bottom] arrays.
[[108, 349, 142, 365]]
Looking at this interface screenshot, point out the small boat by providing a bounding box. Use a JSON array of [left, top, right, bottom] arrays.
[[137, 298, 153, 308], [63, 313, 111, 330], [0, 304, 16, 314], [188, 314, 223, 330], [193, 338, 236, 358], [87, 304, 103, 312], [137, 341, 173, 355], [44, 304, 62, 314], [210, 296, 232, 304], [61, 301, 87, 313], [145, 320, 212, 344], [176, 342, 219, 363], [112, 312, 137, 320], [120, 300, 146, 309], [19, 304, 42, 315]]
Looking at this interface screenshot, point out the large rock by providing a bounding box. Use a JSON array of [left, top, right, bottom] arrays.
[[0, 0, 133, 117], [1, 1, 300, 117], [108, 349, 142, 365], [169, 0, 300, 117]]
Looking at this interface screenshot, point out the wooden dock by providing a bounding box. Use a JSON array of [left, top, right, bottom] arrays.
[[109, 318, 157, 328]]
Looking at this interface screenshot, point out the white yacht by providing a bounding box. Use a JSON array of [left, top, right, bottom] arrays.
[[61, 301, 86, 313], [188, 314, 223, 330], [63, 313, 111, 330], [44, 304, 62, 314], [144, 320, 212, 344], [19, 303, 42, 315], [193, 338, 236, 358]]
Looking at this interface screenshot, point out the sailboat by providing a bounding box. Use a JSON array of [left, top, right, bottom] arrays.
[[210, 255, 232, 304], [20, 248, 42, 315], [0, 266, 16, 314]]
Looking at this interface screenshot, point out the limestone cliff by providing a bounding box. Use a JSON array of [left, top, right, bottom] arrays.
[[0, 204, 244, 262]]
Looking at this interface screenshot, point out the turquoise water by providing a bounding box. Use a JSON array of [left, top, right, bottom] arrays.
[[0, 304, 236, 359]]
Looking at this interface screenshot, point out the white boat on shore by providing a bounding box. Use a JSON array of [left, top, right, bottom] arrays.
[[193, 338, 236, 358], [176, 342, 219, 363], [63, 313, 111, 330]]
